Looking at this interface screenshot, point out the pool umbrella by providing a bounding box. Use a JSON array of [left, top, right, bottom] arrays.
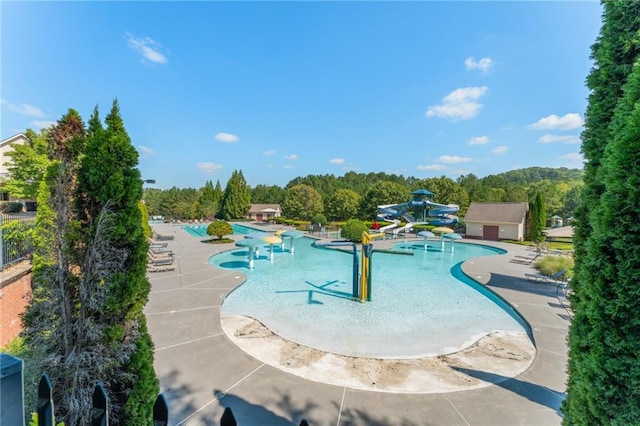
[[282, 230, 304, 253], [441, 232, 462, 252], [263, 235, 282, 261], [244, 233, 266, 257], [235, 238, 263, 268], [431, 226, 454, 234], [274, 229, 286, 249], [417, 231, 435, 251]]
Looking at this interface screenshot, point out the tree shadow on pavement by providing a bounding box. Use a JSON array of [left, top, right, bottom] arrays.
[[451, 367, 565, 412]]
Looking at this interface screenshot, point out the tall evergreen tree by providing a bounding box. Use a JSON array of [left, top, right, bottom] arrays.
[[564, 1, 640, 423], [564, 59, 640, 425], [529, 192, 546, 243], [219, 170, 251, 220], [22, 103, 159, 424]]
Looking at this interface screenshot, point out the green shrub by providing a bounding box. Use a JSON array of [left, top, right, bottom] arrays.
[[207, 220, 233, 239], [534, 255, 574, 280], [340, 219, 368, 242], [311, 213, 327, 226]]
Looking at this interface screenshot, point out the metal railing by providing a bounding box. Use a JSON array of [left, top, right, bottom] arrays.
[[0, 213, 35, 270]]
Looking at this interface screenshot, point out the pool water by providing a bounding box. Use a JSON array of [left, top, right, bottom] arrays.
[[214, 235, 529, 359]]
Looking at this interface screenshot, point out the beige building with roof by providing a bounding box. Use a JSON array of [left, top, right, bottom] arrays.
[[247, 204, 281, 222], [1, 133, 29, 203], [464, 202, 529, 241]]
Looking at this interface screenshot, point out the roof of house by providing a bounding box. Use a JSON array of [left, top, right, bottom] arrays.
[[248, 204, 281, 214], [465, 202, 529, 224], [1, 133, 28, 148]]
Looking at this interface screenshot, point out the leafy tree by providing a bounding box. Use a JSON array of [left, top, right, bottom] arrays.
[[564, 1, 640, 423], [3, 128, 50, 200], [340, 219, 369, 242], [359, 181, 409, 220], [207, 220, 233, 240], [219, 170, 251, 220], [325, 188, 362, 221], [311, 213, 327, 226], [281, 184, 323, 220], [251, 184, 286, 204], [562, 184, 583, 219]]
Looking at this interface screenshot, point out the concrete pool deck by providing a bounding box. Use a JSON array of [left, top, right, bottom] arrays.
[[145, 223, 571, 425]]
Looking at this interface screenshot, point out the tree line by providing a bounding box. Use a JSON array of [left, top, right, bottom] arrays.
[[138, 167, 583, 224]]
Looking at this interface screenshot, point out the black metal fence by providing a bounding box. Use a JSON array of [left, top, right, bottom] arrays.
[[35, 373, 309, 425], [0, 213, 35, 270]]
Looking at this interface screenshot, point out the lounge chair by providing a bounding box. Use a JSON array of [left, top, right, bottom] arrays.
[[147, 264, 176, 273], [525, 270, 567, 293], [510, 253, 541, 265]]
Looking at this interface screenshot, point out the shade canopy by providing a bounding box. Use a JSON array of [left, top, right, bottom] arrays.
[[432, 227, 454, 234], [442, 233, 462, 240], [274, 229, 285, 237], [417, 231, 435, 238], [235, 239, 263, 248], [263, 235, 282, 245]]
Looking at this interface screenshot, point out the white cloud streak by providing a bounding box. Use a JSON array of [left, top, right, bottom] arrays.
[[465, 57, 494, 73], [559, 153, 584, 162], [137, 145, 154, 159], [263, 150, 276, 156], [492, 145, 508, 154], [438, 155, 472, 164], [467, 136, 489, 146], [417, 164, 447, 171], [125, 33, 168, 64], [329, 158, 345, 165], [197, 162, 223, 173], [1, 98, 46, 117], [529, 113, 584, 130], [538, 134, 580, 144], [285, 154, 298, 161], [215, 132, 239, 143], [426, 86, 488, 120]]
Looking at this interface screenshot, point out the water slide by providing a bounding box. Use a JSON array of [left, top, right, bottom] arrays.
[[376, 197, 459, 227]]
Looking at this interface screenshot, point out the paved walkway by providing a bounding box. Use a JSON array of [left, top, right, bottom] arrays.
[[145, 223, 571, 425]]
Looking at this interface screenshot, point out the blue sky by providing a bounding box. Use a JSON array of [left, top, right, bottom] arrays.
[[2, 1, 602, 189]]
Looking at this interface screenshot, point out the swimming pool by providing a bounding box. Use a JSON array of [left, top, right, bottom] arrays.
[[214, 235, 530, 359], [182, 223, 263, 238]]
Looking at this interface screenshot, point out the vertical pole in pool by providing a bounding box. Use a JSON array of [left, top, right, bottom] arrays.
[[352, 245, 359, 300], [248, 247, 255, 268], [290, 237, 295, 254], [366, 248, 373, 301]]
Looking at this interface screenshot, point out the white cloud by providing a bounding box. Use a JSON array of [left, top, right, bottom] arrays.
[[529, 113, 584, 130], [1, 98, 46, 118], [538, 134, 580, 144], [417, 164, 447, 171], [137, 145, 154, 159], [263, 150, 276, 156], [283, 164, 294, 169], [329, 158, 345, 165], [438, 155, 472, 164], [197, 162, 223, 173], [31, 120, 56, 129], [215, 132, 239, 143], [492, 145, 508, 154], [426, 86, 488, 120], [285, 154, 298, 161], [125, 32, 168, 64], [465, 57, 494, 73], [559, 153, 584, 162], [467, 136, 489, 146]]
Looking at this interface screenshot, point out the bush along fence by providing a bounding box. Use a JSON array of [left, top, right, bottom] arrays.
[[0, 213, 35, 270], [34, 374, 309, 426]]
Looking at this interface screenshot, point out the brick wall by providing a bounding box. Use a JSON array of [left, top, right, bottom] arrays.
[[0, 264, 32, 347]]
